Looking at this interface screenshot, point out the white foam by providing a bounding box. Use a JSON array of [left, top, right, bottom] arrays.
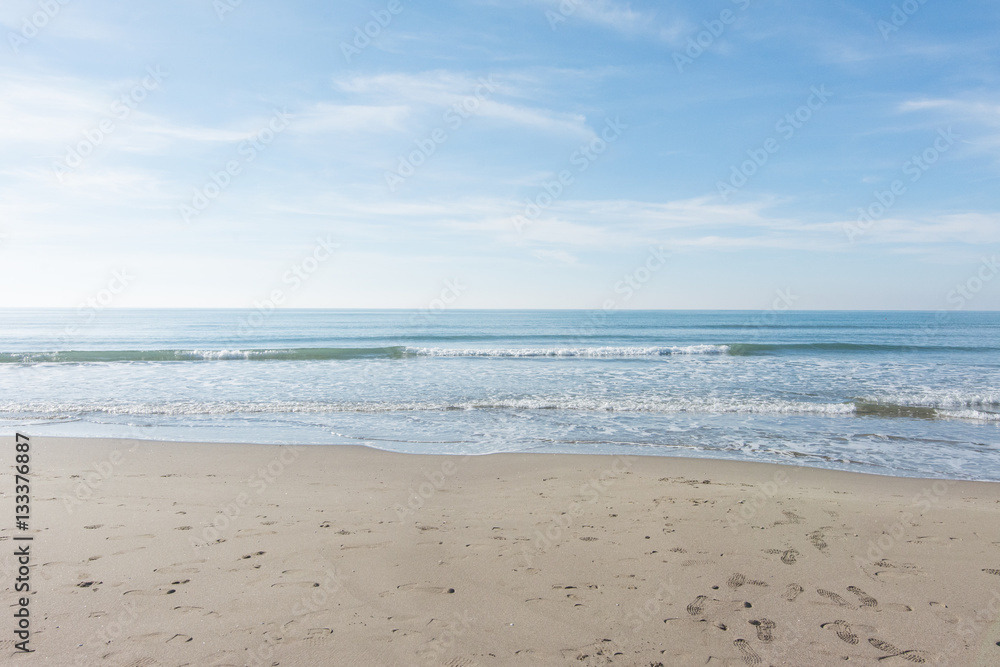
[[405, 345, 731, 358], [0, 396, 856, 417], [937, 409, 1000, 422], [862, 390, 1000, 409]]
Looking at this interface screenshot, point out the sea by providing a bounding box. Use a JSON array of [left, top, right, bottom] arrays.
[[1, 309, 998, 481]]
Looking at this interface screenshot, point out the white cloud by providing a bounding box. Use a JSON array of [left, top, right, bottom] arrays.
[[332, 70, 595, 138], [898, 95, 1000, 161], [292, 103, 412, 134], [532, 248, 579, 265]]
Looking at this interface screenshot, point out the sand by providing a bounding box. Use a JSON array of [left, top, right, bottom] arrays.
[[4, 435, 1000, 666]]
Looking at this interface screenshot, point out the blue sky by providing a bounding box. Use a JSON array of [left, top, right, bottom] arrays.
[[1, 0, 998, 310]]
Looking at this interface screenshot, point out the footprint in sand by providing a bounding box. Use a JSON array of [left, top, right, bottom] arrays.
[[686, 595, 708, 616], [302, 627, 334, 644], [872, 560, 923, 579], [848, 585, 878, 608], [728, 573, 767, 590], [868, 637, 928, 663], [782, 510, 805, 524], [733, 638, 762, 665], [121, 657, 160, 666], [124, 587, 176, 595], [817, 589, 852, 607], [173, 606, 218, 617], [781, 548, 800, 565], [821, 620, 859, 645], [748, 618, 775, 642], [764, 548, 799, 564], [808, 529, 829, 553], [154, 567, 199, 575], [397, 583, 456, 594], [153, 559, 204, 575], [784, 583, 804, 601]]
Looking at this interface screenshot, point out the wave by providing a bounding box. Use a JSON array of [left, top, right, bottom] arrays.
[[0, 347, 409, 363], [726, 342, 992, 356], [405, 345, 730, 357], [1, 341, 994, 364], [4, 394, 997, 422], [0, 345, 730, 363], [855, 393, 1000, 422], [0, 396, 854, 416]]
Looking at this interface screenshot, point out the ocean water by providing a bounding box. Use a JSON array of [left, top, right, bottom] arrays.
[[1, 309, 998, 480]]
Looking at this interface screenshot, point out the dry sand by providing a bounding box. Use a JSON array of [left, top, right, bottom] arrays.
[[4, 435, 1000, 666]]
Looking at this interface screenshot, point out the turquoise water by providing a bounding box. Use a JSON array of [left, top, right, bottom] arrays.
[[1, 309, 998, 480]]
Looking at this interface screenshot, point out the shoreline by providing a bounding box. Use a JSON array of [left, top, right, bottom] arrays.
[[6, 435, 1000, 665], [8, 430, 997, 484]]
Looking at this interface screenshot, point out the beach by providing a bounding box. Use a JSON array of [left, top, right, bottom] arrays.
[[7, 436, 1000, 666]]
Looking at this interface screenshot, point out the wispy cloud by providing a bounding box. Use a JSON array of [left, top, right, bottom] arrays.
[[532, 0, 688, 43], [532, 248, 580, 265], [332, 70, 595, 138], [898, 95, 1000, 160], [292, 103, 412, 134]]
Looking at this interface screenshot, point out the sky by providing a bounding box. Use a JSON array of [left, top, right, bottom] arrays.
[[1, 0, 999, 310]]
